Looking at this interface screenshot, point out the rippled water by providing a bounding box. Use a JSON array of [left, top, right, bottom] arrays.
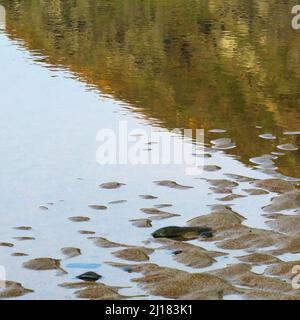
[[0, 0, 299, 300]]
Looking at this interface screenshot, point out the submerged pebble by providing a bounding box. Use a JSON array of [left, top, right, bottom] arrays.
[[0, 242, 14, 248], [141, 208, 180, 220], [130, 219, 152, 228], [14, 226, 32, 231], [78, 230, 95, 235], [11, 252, 29, 257], [152, 226, 213, 241], [88, 205, 107, 210], [61, 247, 81, 258], [109, 200, 127, 204], [23, 258, 64, 272], [69, 216, 90, 222], [77, 271, 102, 282], [203, 165, 221, 172], [139, 195, 158, 200], [154, 180, 193, 190], [99, 182, 126, 189], [13, 237, 35, 241]]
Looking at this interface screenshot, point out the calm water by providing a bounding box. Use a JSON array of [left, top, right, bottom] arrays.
[[1, 0, 300, 177], [0, 0, 299, 300]]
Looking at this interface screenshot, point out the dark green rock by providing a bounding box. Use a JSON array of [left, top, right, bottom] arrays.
[[152, 226, 213, 241], [77, 271, 102, 282]]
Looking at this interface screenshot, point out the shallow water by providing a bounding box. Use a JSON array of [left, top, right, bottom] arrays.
[[0, 1, 300, 300]]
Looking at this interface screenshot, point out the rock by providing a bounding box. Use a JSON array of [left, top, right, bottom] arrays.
[[13, 237, 35, 241], [0, 281, 33, 298], [113, 247, 154, 262], [152, 226, 213, 241], [141, 208, 180, 220], [23, 258, 66, 274], [154, 204, 173, 209], [154, 180, 193, 190], [61, 247, 81, 258], [88, 205, 107, 210], [108, 200, 127, 204], [130, 219, 152, 228], [0, 242, 14, 248], [69, 216, 90, 222], [11, 252, 29, 257], [99, 182, 126, 189], [78, 230, 95, 235], [77, 271, 102, 282], [263, 191, 300, 212], [39, 206, 49, 210], [253, 179, 295, 194], [203, 165, 221, 172], [14, 226, 32, 231], [139, 195, 158, 200]]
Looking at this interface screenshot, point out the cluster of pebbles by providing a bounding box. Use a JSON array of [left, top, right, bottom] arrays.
[[0, 131, 299, 300]]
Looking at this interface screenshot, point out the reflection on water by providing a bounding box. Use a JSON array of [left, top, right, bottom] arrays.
[[0, 0, 299, 177]]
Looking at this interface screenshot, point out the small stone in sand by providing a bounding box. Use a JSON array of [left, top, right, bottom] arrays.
[[154, 180, 193, 190], [88, 205, 107, 210], [77, 271, 102, 282], [0, 242, 14, 247], [61, 247, 81, 258], [13, 237, 35, 241], [11, 252, 29, 257], [23, 258, 63, 272], [109, 200, 127, 204], [99, 182, 126, 189], [152, 226, 213, 241], [14, 226, 32, 231], [139, 195, 158, 200], [203, 165, 221, 172], [69, 216, 90, 222], [78, 230, 95, 235], [39, 206, 49, 211], [130, 219, 152, 228]]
